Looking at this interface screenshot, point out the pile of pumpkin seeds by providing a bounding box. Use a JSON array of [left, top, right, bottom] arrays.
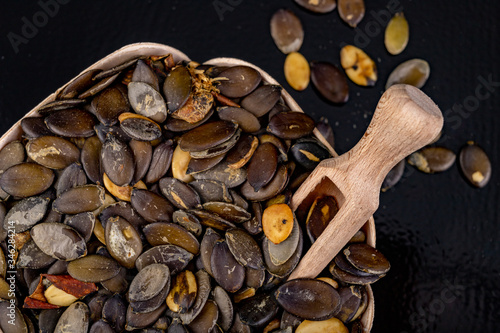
[[0, 54, 391, 332], [271, 3, 491, 190]]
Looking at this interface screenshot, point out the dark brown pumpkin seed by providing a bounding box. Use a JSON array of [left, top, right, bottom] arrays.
[[79, 73, 120, 99], [225, 228, 264, 269], [192, 160, 247, 188], [275, 279, 341, 320], [118, 113, 162, 141], [58, 69, 101, 100], [211, 240, 245, 293], [268, 111, 315, 139], [16, 238, 56, 269], [53, 185, 104, 214], [291, 139, 331, 170], [229, 313, 251, 333], [336, 285, 363, 323], [189, 128, 241, 159], [248, 142, 278, 191], [4, 195, 50, 233], [294, 0, 337, 13], [102, 294, 127, 331], [310, 61, 349, 104], [344, 243, 390, 275], [99, 201, 147, 229], [89, 320, 114, 333], [191, 209, 237, 231], [172, 210, 203, 237], [203, 202, 251, 223], [132, 59, 160, 91], [143, 222, 200, 254], [263, 221, 303, 278], [101, 134, 135, 186], [179, 270, 211, 325], [211, 286, 233, 331], [0, 141, 25, 173], [338, 0, 365, 27], [37, 99, 86, 116], [200, 228, 223, 277], [57, 163, 87, 198], [128, 81, 167, 123], [243, 202, 263, 235], [101, 266, 128, 294], [226, 134, 259, 169], [218, 107, 261, 133], [187, 154, 225, 175], [187, 300, 219, 333], [145, 140, 174, 183], [168, 319, 189, 333], [408, 146, 456, 173], [459, 141, 491, 188], [67, 254, 120, 282], [26, 136, 80, 170], [64, 212, 95, 242], [130, 263, 170, 303], [217, 66, 262, 98], [54, 302, 89, 333], [267, 218, 301, 266], [135, 245, 193, 274], [334, 253, 374, 277], [126, 303, 167, 330], [241, 164, 288, 202], [105, 216, 143, 269], [270, 9, 304, 54], [259, 133, 289, 163], [164, 65, 192, 113], [159, 177, 202, 210], [45, 109, 96, 137], [329, 262, 382, 285], [179, 121, 238, 152], [81, 136, 102, 184], [382, 159, 405, 192], [240, 85, 282, 118], [129, 139, 153, 183], [21, 117, 53, 138], [95, 123, 130, 143], [166, 270, 197, 313], [230, 189, 249, 210], [238, 293, 279, 327], [306, 196, 339, 242], [130, 188, 174, 223], [94, 57, 141, 80], [316, 116, 335, 149], [39, 309, 65, 333], [31, 223, 86, 261], [189, 180, 231, 204]]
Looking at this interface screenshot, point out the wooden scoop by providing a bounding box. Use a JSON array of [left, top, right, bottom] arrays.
[[288, 84, 443, 280]]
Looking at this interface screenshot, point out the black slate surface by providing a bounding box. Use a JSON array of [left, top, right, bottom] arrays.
[[0, 1, 499, 331]]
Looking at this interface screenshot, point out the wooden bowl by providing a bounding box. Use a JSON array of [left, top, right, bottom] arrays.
[[0, 42, 376, 332]]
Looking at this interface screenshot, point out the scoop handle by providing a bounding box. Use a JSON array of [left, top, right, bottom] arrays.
[[325, 84, 443, 187]]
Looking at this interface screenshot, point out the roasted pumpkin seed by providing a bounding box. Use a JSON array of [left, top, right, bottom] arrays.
[[53, 185, 105, 214], [128, 81, 167, 123], [225, 228, 264, 269], [268, 111, 315, 139], [4, 195, 50, 233], [102, 293, 127, 331], [407, 146, 456, 173], [105, 216, 143, 269], [130, 188, 174, 223], [67, 254, 120, 282], [218, 107, 261, 133], [296, 317, 348, 332], [31, 223, 86, 261], [80, 136, 102, 184], [54, 302, 89, 333], [217, 66, 262, 98], [291, 139, 331, 170], [192, 161, 247, 188], [118, 112, 162, 141], [247, 142, 278, 191], [338, 0, 365, 27], [143, 222, 200, 254], [385, 12, 410, 55], [187, 154, 225, 175], [275, 278, 341, 320], [26, 136, 80, 170], [385, 59, 430, 89], [203, 202, 251, 223], [241, 164, 289, 202], [145, 140, 174, 183], [0, 140, 25, 173], [160, 177, 202, 210], [310, 61, 349, 104], [164, 65, 192, 113], [211, 240, 245, 293], [172, 145, 194, 183], [64, 212, 95, 242], [238, 293, 279, 327], [240, 85, 282, 118], [262, 203, 294, 244], [306, 195, 339, 242], [267, 218, 300, 266], [135, 245, 193, 274], [226, 134, 259, 169], [173, 210, 203, 236], [101, 134, 135, 186], [381, 159, 405, 192], [270, 9, 304, 54], [344, 243, 390, 275], [179, 121, 238, 152], [167, 270, 197, 313], [132, 59, 160, 91], [340, 45, 377, 86], [459, 141, 491, 188], [56, 162, 87, 196], [284, 52, 310, 91], [294, 0, 337, 13], [58, 69, 101, 100]]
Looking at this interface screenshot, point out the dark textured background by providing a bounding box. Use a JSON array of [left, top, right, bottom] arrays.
[[1, 0, 499, 331]]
